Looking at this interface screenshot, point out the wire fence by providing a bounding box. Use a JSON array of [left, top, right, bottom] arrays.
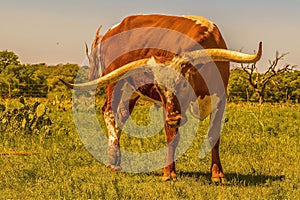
[[0, 83, 299, 103], [0, 83, 48, 98]]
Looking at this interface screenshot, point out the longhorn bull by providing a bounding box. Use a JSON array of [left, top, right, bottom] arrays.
[[61, 14, 262, 183]]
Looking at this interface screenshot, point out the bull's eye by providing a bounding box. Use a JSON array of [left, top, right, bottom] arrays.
[[183, 82, 187, 88]]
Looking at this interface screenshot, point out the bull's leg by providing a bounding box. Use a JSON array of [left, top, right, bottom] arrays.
[[154, 85, 182, 181], [103, 84, 122, 171], [208, 96, 227, 183], [162, 124, 180, 181], [103, 83, 141, 171], [211, 139, 226, 183], [103, 110, 122, 171], [117, 94, 140, 125]]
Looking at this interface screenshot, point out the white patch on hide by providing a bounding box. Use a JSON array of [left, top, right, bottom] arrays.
[[189, 94, 220, 121], [104, 111, 120, 145], [110, 22, 121, 30], [182, 15, 214, 34], [150, 57, 188, 90]]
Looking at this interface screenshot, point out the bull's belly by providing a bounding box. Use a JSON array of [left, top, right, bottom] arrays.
[[133, 89, 220, 121], [120, 78, 221, 121]]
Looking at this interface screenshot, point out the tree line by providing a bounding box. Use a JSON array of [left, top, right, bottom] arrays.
[[0, 50, 89, 99], [0, 50, 299, 103]]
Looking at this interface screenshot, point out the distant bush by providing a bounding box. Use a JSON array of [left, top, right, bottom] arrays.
[[0, 98, 52, 135]]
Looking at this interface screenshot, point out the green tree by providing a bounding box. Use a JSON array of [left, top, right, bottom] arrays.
[[290, 71, 300, 103], [0, 50, 20, 72], [228, 68, 255, 102], [0, 63, 48, 98], [0, 64, 21, 97], [266, 70, 300, 103], [46, 63, 81, 99]]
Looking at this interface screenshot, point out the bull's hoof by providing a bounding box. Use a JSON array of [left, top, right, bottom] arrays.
[[162, 172, 177, 181], [211, 177, 228, 184], [106, 164, 122, 172], [162, 176, 171, 182], [111, 166, 122, 172]]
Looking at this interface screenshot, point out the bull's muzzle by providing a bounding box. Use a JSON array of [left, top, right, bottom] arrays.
[[166, 113, 187, 128]]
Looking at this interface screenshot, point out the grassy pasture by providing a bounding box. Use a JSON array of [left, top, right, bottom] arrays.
[[0, 98, 299, 199]]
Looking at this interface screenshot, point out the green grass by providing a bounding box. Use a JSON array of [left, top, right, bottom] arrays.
[[0, 98, 299, 199]]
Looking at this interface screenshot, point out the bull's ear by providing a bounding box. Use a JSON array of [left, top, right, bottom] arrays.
[[85, 42, 89, 58], [92, 25, 103, 48]]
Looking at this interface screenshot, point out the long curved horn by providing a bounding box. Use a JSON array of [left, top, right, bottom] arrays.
[[60, 42, 262, 90], [60, 58, 150, 90], [185, 42, 262, 64]]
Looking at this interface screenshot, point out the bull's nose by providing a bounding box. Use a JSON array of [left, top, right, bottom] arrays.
[[167, 120, 181, 128], [166, 113, 182, 128]]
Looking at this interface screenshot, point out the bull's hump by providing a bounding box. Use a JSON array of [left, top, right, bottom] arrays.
[[104, 14, 214, 40]]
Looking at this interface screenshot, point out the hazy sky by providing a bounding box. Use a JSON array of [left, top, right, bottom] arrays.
[[1, 0, 299, 71]]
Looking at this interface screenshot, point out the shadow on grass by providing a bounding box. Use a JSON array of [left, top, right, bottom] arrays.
[[177, 171, 285, 186]]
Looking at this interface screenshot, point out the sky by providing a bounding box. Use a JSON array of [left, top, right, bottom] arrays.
[[1, 0, 300, 71]]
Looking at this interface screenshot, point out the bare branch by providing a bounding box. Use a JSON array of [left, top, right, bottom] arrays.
[[236, 49, 294, 104], [266, 52, 290, 74], [241, 63, 258, 89]]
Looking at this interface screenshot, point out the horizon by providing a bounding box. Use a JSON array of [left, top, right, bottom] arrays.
[[1, 0, 299, 71]]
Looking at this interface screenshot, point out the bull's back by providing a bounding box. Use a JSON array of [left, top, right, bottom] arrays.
[[100, 14, 227, 75]]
